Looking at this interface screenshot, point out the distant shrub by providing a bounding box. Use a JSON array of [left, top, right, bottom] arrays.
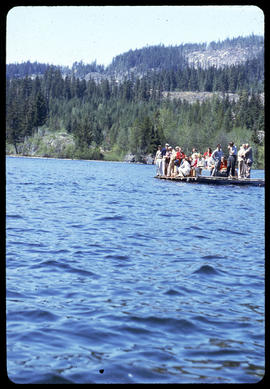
[[74, 146, 104, 160]]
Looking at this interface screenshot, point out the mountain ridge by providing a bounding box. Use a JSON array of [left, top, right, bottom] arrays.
[[6, 34, 264, 83]]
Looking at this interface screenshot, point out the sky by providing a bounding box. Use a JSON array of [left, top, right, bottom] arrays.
[[6, 5, 264, 67]]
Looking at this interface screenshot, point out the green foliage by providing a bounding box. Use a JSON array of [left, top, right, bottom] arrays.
[[6, 76, 48, 152], [256, 144, 264, 169], [6, 36, 264, 166], [103, 144, 125, 161], [226, 126, 253, 149], [73, 146, 104, 161]]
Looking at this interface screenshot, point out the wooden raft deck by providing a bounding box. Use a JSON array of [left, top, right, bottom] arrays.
[[155, 175, 265, 187]]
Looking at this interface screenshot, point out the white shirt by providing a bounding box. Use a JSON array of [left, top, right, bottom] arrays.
[[179, 160, 191, 175], [238, 147, 245, 162]]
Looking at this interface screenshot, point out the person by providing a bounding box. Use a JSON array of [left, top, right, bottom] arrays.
[[197, 153, 205, 167], [203, 147, 212, 159], [206, 156, 215, 176], [237, 144, 246, 178], [211, 144, 223, 176], [203, 147, 212, 168], [174, 147, 186, 169], [163, 145, 172, 176], [191, 148, 198, 161], [226, 142, 237, 177], [177, 156, 191, 177], [161, 143, 169, 176], [217, 156, 227, 177], [191, 153, 204, 176], [243, 143, 253, 178], [167, 146, 177, 177], [220, 156, 227, 171], [154, 145, 163, 176]]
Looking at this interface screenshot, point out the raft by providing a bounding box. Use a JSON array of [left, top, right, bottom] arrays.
[[155, 175, 265, 187]]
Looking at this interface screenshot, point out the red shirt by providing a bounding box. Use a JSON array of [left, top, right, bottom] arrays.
[[220, 160, 227, 170], [176, 151, 186, 161], [203, 151, 212, 158], [191, 158, 198, 167]]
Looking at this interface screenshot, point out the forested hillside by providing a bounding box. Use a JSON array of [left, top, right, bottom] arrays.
[[6, 35, 264, 167]]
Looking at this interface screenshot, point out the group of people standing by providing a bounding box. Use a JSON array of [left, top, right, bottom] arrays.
[[154, 142, 253, 179], [209, 142, 253, 178]]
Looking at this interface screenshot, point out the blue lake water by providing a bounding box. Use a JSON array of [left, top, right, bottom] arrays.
[[6, 156, 265, 383]]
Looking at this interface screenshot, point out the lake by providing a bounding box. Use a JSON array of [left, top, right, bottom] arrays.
[[6, 156, 265, 383]]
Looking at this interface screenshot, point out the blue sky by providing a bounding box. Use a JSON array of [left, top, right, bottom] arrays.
[[6, 5, 264, 67]]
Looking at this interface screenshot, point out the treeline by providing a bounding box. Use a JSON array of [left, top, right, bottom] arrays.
[[206, 34, 263, 50], [107, 35, 263, 76], [140, 56, 264, 93], [6, 50, 264, 95], [107, 44, 188, 75], [6, 60, 104, 80], [6, 75, 48, 153], [6, 65, 264, 165], [6, 61, 52, 79], [6, 35, 264, 82]]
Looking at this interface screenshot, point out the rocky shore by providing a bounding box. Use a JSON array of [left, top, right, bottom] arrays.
[[6, 129, 155, 164]]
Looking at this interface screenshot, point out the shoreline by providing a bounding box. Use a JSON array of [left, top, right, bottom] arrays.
[[5, 154, 264, 170], [5, 154, 153, 165]]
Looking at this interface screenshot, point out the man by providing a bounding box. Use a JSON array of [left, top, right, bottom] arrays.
[[243, 143, 253, 178], [154, 145, 163, 176], [211, 144, 223, 176], [237, 144, 246, 178], [161, 143, 169, 176], [227, 142, 237, 177]]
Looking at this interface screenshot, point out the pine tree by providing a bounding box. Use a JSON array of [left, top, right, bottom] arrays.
[[34, 91, 48, 128], [6, 94, 24, 153]]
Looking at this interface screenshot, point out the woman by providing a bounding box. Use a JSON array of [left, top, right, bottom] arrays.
[[203, 147, 212, 168], [207, 156, 215, 176], [167, 146, 177, 177], [218, 156, 228, 177], [174, 147, 186, 168], [193, 153, 204, 176]]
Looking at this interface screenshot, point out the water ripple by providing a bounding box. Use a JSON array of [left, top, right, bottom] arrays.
[[193, 265, 220, 275], [6, 157, 265, 384]]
